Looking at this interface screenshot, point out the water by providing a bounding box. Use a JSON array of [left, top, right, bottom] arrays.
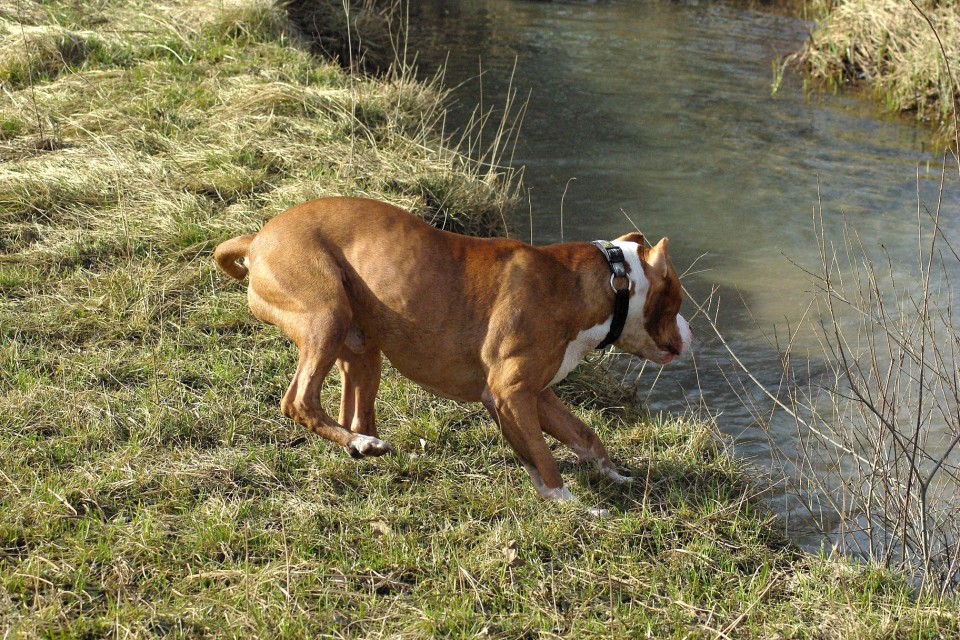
[[409, 0, 959, 544]]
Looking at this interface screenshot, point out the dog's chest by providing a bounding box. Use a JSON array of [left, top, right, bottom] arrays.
[[548, 321, 611, 387]]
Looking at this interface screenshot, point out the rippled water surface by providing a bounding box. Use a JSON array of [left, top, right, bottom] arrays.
[[410, 0, 959, 543]]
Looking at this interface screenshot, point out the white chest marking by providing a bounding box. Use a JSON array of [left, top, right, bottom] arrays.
[[548, 320, 610, 387]]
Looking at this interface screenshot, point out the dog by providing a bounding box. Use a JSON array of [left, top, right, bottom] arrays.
[[214, 197, 691, 504]]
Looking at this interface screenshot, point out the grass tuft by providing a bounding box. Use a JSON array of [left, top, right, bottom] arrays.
[[791, 0, 960, 145]]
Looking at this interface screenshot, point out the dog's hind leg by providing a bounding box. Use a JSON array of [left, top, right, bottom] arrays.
[[248, 256, 393, 459], [337, 342, 382, 438], [279, 320, 393, 458], [537, 388, 631, 484]]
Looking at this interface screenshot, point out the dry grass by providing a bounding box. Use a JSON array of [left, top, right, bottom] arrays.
[[0, 0, 515, 238], [0, 0, 957, 637], [793, 0, 960, 145]]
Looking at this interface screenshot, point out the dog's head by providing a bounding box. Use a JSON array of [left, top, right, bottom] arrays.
[[611, 232, 692, 365]]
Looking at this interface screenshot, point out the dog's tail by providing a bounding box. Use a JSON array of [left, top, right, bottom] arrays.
[[214, 234, 256, 280]]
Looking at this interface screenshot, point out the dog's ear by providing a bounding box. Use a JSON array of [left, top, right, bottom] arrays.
[[615, 231, 646, 247], [648, 237, 671, 277]]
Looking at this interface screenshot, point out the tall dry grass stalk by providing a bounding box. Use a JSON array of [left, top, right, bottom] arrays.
[[748, 0, 960, 595], [280, 0, 401, 73], [0, 0, 521, 238]]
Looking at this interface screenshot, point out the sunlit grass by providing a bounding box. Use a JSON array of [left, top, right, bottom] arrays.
[[0, 0, 957, 637]]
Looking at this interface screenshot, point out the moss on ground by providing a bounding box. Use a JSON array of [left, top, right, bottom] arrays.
[[0, 0, 957, 637]]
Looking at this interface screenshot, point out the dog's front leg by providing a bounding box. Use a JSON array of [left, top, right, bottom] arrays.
[[537, 388, 632, 484], [480, 385, 573, 502]]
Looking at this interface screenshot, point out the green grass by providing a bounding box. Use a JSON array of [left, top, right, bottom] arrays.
[[1, 0, 958, 637]]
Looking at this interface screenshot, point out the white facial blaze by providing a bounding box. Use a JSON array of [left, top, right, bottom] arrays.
[[610, 240, 650, 336], [676, 312, 692, 356]]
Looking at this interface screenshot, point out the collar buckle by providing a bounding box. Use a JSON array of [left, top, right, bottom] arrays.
[[610, 273, 633, 293]]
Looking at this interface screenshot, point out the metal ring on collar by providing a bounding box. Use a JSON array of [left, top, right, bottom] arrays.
[[610, 273, 633, 293]]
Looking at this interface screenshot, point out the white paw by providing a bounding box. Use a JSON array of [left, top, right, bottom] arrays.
[[530, 478, 610, 518], [596, 461, 633, 484], [347, 434, 394, 458], [522, 462, 578, 502], [541, 484, 577, 502]]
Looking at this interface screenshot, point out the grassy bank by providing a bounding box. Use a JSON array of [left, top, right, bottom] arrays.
[[791, 0, 960, 145], [0, 0, 958, 637]]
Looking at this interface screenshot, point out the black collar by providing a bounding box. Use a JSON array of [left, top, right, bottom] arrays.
[[591, 240, 633, 349]]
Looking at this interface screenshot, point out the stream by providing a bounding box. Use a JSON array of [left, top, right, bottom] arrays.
[[409, 0, 959, 548]]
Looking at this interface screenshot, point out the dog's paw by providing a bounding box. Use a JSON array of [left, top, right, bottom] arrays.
[[540, 484, 577, 502], [347, 435, 395, 458], [602, 468, 633, 484], [595, 461, 633, 484]]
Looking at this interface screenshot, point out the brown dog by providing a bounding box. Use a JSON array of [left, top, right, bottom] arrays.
[[215, 197, 690, 503]]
